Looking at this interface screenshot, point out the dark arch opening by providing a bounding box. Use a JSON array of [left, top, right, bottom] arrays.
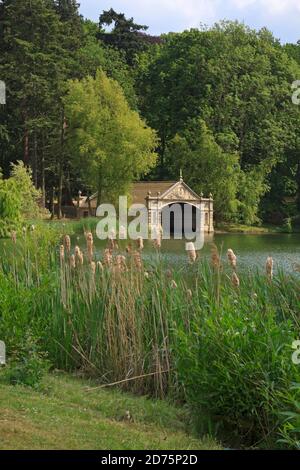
[[161, 203, 200, 237]]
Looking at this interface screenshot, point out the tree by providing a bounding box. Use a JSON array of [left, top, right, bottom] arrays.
[[10, 161, 43, 220], [64, 70, 158, 204], [78, 20, 137, 108], [0, 0, 69, 188], [136, 22, 300, 222], [98, 8, 150, 65], [165, 119, 240, 220], [0, 161, 44, 236]]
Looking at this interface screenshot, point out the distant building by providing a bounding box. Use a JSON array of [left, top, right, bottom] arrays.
[[71, 176, 214, 233]]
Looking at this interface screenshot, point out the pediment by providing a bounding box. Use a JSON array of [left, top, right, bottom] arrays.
[[160, 181, 201, 201]]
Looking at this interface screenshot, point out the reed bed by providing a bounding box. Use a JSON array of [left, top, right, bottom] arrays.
[[1, 226, 300, 447]]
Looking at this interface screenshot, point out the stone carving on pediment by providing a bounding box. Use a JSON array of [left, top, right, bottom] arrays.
[[163, 184, 197, 201]]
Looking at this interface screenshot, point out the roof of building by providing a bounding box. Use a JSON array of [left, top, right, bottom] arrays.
[[132, 181, 176, 205]]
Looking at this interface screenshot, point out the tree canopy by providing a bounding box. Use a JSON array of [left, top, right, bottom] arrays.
[[64, 70, 158, 204], [0, 3, 300, 226]]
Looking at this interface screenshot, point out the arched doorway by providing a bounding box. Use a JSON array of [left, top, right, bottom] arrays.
[[161, 203, 201, 238]]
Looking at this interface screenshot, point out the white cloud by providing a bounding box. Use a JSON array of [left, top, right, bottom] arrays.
[[231, 0, 300, 14]]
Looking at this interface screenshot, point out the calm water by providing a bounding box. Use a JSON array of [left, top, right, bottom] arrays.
[[73, 233, 300, 274], [1, 232, 298, 274]]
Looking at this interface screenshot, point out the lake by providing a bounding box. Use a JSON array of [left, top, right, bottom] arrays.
[[73, 232, 300, 275]]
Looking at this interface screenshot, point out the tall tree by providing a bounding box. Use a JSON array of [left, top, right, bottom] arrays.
[[64, 70, 158, 204], [136, 21, 300, 222], [166, 119, 240, 221], [98, 8, 150, 65]]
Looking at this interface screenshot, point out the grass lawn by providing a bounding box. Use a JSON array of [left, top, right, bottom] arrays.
[[0, 372, 221, 450]]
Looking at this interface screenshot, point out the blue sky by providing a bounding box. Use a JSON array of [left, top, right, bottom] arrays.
[[79, 0, 300, 44]]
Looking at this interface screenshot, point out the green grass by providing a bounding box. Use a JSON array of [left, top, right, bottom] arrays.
[[0, 372, 220, 450], [216, 223, 279, 234]]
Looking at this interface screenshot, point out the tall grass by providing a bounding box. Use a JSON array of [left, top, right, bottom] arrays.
[[0, 226, 300, 447]]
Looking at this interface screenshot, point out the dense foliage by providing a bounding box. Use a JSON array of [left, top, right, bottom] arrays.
[[0, 2, 299, 223]]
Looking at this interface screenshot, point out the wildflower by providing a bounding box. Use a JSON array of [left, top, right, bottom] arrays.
[[170, 280, 178, 289], [144, 271, 149, 279], [30, 225, 35, 231], [266, 256, 273, 281], [186, 242, 197, 264], [64, 235, 71, 253], [227, 249, 237, 270], [232, 272, 240, 288], [137, 237, 144, 251], [11, 231, 17, 244]]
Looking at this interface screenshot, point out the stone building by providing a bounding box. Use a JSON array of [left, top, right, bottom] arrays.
[[72, 176, 214, 234]]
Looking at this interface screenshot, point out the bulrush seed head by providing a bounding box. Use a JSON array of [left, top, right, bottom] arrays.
[[115, 255, 127, 273], [266, 256, 274, 281], [133, 251, 142, 270], [97, 261, 104, 272], [153, 236, 162, 249], [227, 249, 237, 269], [186, 242, 197, 264], [70, 254, 76, 269], [211, 244, 221, 269], [103, 249, 113, 267], [232, 272, 240, 288], [64, 235, 71, 253], [90, 261, 96, 275], [60, 245, 65, 263], [137, 237, 144, 251], [86, 232, 94, 262]]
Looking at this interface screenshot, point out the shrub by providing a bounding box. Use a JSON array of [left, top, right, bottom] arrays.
[[173, 268, 300, 447], [3, 333, 50, 388]]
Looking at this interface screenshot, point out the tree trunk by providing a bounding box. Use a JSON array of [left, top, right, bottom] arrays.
[[50, 187, 55, 220], [24, 129, 29, 166], [33, 130, 38, 188], [57, 111, 65, 219], [41, 143, 46, 208]]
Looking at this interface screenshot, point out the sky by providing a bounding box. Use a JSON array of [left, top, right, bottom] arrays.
[[79, 0, 300, 44]]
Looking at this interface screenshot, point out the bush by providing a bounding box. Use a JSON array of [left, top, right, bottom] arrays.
[[174, 269, 300, 447], [3, 334, 50, 388]]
